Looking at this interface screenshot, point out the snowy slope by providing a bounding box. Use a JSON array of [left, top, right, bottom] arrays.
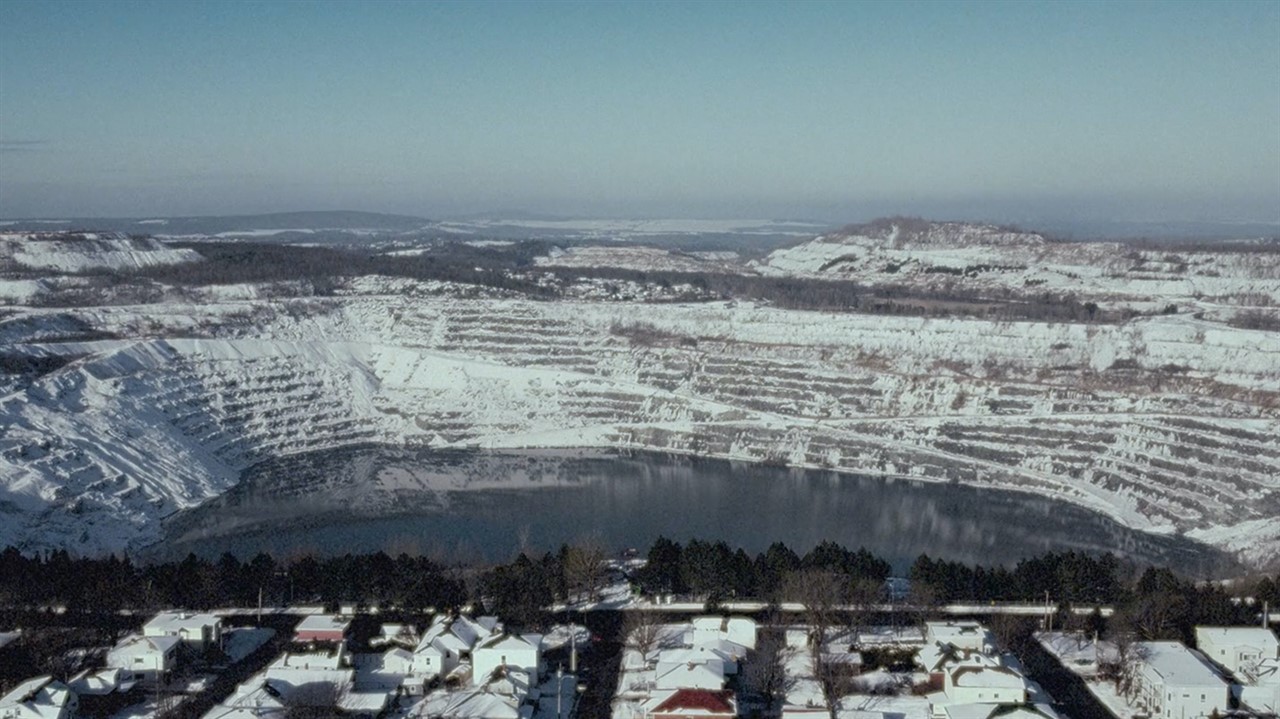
[[755, 221, 1280, 306], [2, 286, 1278, 564], [0, 232, 201, 273], [1, 220, 1278, 565]]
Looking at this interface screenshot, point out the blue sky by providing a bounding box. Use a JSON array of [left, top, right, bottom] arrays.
[[1, 0, 1277, 222]]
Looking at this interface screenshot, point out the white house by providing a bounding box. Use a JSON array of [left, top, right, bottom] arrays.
[[655, 660, 726, 691], [294, 614, 350, 644], [144, 611, 223, 653], [0, 676, 79, 719], [942, 704, 1061, 719], [271, 645, 347, 671], [409, 636, 460, 685], [1194, 626, 1280, 679], [691, 616, 757, 650], [107, 634, 180, 682], [375, 623, 420, 649], [1130, 641, 1229, 719], [655, 646, 737, 678], [473, 634, 542, 685], [925, 622, 996, 654], [942, 658, 1029, 705], [410, 686, 532, 719]]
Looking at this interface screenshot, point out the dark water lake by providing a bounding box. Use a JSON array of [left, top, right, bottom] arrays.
[[156, 446, 1231, 574]]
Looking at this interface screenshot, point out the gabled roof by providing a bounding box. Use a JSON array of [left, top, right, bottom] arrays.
[[69, 667, 137, 696], [0, 676, 74, 719], [476, 632, 540, 653], [109, 632, 181, 657], [651, 688, 735, 714], [450, 616, 494, 647], [944, 703, 1061, 719], [656, 660, 725, 685]]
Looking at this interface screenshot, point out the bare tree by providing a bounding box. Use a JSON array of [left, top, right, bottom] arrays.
[[815, 653, 857, 719], [988, 613, 1034, 652], [846, 577, 883, 644], [743, 626, 788, 714], [563, 538, 609, 604], [782, 569, 843, 649], [622, 611, 665, 661]]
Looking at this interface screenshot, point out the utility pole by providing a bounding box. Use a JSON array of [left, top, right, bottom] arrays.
[[257, 586, 263, 627], [556, 666, 563, 719]]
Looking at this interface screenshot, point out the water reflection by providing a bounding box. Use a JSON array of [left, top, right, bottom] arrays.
[[156, 446, 1230, 575]]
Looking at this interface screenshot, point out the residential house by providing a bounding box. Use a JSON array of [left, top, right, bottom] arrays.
[[655, 646, 737, 678], [690, 616, 758, 650], [67, 669, 138, 716], [410, 686, 534, 719], [1194, 626, 1280, 679], [271, 646, 348, 671], [644, 688, 736, 718], [294, 614, 351, 644], [106, 634, 180, 682], [1129, 641, 1229, 719], [374, 623, 420, 649], [942, 657, 1030, 706], [942, 704, 1062, 719], [925, 622, 997, 655], [143, 611, 223, 653], [1236, 656, 1280, 714], [0, 676, 78, 719], [473, 634, 543, 685], [654, 661, 725, 691]]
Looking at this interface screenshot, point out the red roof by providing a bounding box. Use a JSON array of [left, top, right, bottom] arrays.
[[652, 688, 735, 714]]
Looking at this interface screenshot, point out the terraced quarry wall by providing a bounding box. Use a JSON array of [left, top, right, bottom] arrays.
[[2, 281, 1278, 565]]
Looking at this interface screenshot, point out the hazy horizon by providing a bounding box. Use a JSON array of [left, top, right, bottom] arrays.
[[2, 1, 1278, 223]]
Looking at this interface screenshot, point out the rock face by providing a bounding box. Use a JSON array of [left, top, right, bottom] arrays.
[[1, 221, 1277, 567]]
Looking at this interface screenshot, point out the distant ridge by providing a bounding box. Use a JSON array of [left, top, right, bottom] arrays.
[[0, 210, 432, 235]]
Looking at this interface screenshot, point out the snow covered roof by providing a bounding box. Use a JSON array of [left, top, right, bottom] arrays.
[[1138, 642, 1226, 688], [271, 649, 346, 671], [145, 610, 221, 635], [950, 664, 1028, 689], [0, 631, 19, 650], [295, 614, 350, 635], [944, 704, 1061, 719], [450, 616, 495, 647], [412, 687, 528, 718], [476, 633, 540, 653], [656, 660, 725, 687], [68, 668, 136, 696], [0, 676, 75, 719], [337, 692, 388, 713], [1195, 626, 1280, 651], [109, 632, 180, 659]]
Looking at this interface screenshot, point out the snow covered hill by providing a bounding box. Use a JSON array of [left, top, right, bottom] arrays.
[[1, 219, 1277, 567], [756, 219, 1280, 306], [0, 232, 201, 273]]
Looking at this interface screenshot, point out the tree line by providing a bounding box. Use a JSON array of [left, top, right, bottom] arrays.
[[2, 542, 1274, 639]]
